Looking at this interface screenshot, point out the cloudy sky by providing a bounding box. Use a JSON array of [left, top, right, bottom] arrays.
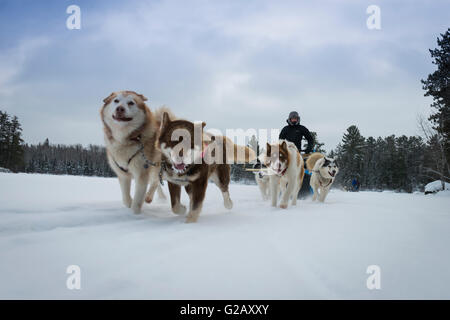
[[0, 0, 449, 151]]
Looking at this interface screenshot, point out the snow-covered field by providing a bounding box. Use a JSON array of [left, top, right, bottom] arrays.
[[0, 173, 449, 299]]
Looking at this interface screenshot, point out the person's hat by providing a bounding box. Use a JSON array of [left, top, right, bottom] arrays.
[[287, 111, 300, 125]]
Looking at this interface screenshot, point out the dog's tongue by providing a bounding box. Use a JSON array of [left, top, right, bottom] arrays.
[[174, 163, 186, 171]]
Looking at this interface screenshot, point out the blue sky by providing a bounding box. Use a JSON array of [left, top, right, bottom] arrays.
[[0, 0, 449, 151]]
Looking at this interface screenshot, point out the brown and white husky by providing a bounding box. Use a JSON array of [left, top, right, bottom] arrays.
[[262, 140, 305, 208], [156, 112, 256, 223], [100, 90, 169, 214]]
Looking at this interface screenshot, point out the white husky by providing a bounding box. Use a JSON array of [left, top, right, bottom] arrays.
[[254, 167, 271, 200], [262, 140, 305, 209]]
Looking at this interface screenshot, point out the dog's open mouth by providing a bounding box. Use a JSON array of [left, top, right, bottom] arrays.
[[172, 162, 188, 173], [113, 114, 133, 122], [329, 171, 336, 177]]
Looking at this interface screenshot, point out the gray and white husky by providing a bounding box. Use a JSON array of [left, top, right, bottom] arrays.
[[306, 153, 339, 202]]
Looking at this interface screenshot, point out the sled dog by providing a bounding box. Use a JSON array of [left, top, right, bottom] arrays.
[[306, 153, 339, 202], [262, 140, 305, 208], [156, 112, 256, 223], [254, 165, 271, 200], [100, 90, 170, 214]]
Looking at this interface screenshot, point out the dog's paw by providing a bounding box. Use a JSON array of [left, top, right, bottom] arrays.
[[123, 197, 132, 208], [185, 216, 198, 223], [279, 203, 288, 209], [144, 194, 153, 204], [224, 199, 233, 210], [172, 204, 187, 215]]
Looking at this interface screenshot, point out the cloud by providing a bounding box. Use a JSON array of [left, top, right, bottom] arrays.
[[0, 37, 50, 95], [0, 0, 447, 150]]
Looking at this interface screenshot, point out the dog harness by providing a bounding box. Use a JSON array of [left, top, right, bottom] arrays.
[[313, 169, 333, 188], [112, 135, 158, 173]]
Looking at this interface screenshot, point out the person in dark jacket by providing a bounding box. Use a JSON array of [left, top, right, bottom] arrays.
[[279, 111, 314, 154]]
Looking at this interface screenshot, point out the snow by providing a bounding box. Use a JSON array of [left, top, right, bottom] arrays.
[[1, 172, 450, 299], [425, 180, 450, 194]]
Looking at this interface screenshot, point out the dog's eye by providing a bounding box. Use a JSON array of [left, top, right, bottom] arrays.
[[128, 101, 135, 106], [114, 99, 119, 103]]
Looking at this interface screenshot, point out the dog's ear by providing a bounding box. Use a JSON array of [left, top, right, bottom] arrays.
[[333, 159, 338, 167], [280, 140, 287, 151], [266, 143, 271, 156], [161, 112, 171, 129], [202, 122, 206, 129], [103, 92, 116, 104], [323, 158, 331, 167], [136, 92, 148, 102]]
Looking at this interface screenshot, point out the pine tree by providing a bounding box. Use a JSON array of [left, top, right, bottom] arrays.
[[310, 132, 325, 153], [8, 116, 25, 171], [421, 28, 450, 185], [336, 125, 365, 188], [0, 111, 25, 172]]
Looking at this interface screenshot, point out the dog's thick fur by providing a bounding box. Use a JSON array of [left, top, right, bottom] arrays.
[[255, 168, 271, 201], [157, 112, 256, 223], [100, 90, 170, 214], [262, 140, 305, 208], [306, 153, 339, 202]]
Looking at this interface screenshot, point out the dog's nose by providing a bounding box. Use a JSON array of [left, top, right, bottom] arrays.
[[116, 106, 125, 114]]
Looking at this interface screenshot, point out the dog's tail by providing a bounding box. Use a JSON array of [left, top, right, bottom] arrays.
[[220, 137, 257, 164], [306, 152, 325, 171], [232, 143, 257, 164]]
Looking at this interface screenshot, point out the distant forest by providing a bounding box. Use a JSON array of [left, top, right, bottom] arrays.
[[0, 109, 445, 192]]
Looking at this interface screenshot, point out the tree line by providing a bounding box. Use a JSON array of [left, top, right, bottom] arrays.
[[330, 126, 429, 192], [0, 111, 114, 177], [23, 139, 115, 177]]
